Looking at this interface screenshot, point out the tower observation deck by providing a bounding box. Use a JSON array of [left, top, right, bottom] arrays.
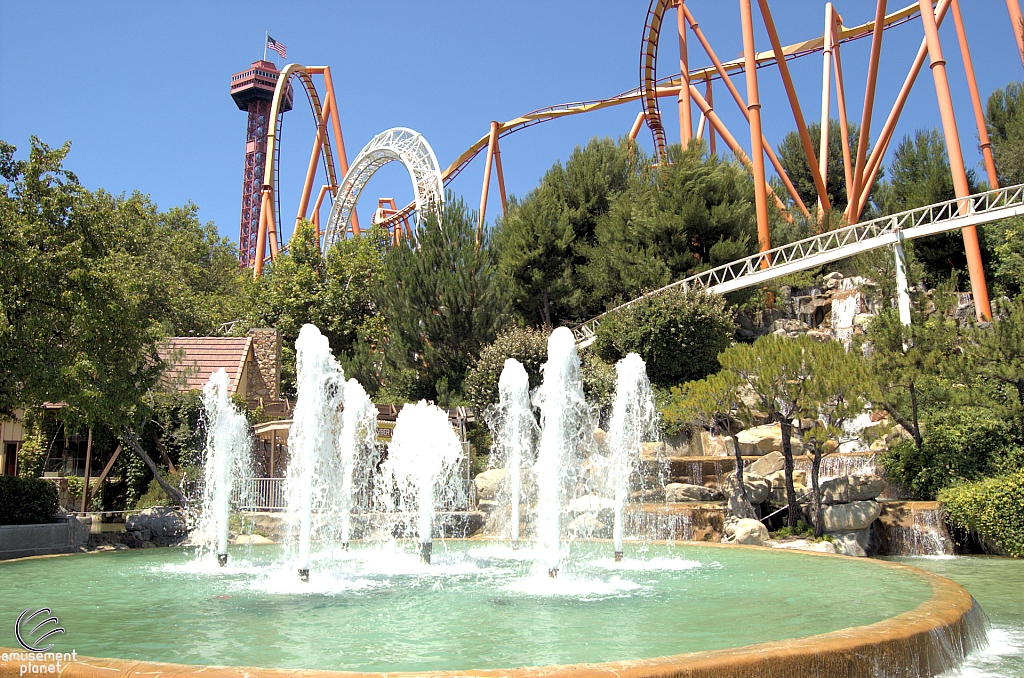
[[231, 60, 293, 268]]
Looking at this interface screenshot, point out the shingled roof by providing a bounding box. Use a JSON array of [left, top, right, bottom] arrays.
[[159, 336, 254, 394]]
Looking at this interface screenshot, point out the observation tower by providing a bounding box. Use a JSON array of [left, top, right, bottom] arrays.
[[230, 60, 293, 268]]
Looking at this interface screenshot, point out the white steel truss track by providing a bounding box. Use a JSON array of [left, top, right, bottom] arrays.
[[573, 183, 1024, 346], [324, 127, 443, 250]]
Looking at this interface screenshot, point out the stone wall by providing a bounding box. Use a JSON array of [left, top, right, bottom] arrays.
[[246, 328, 281, 405], [0, 519, 89, 560]]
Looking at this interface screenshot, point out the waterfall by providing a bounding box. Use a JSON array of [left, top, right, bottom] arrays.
[[607, 353, 657, 560], [197, 368, 252, 565]]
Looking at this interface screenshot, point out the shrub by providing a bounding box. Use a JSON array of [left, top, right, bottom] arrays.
[[463, 326, 549, 413], [940, 470, 1024, 557], [880, 406, 1024, 499], [134, 472, 182, 510], [594, 288, 735, 388], [0, 476, 59, 525]]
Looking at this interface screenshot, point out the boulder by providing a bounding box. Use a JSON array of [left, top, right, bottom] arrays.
[[730, 518, 768, 546], [694, 431, 730, 457], [747, 451, 785, 477], [819, 475, 886, 504], [765, 469, 808, 489], [821, 501, 881, 532], [722, 473, 770, 504], [766, 539, 838, 554], [828, 528, 871, 557], [666, 483, 717, 503], [568, 494, 615, 512], [736, 424, 803, 456], [640, 441, 666, 460], [473, 468, 506, 502], [125, 507, 185, 543], [567, 513, 611, 539]]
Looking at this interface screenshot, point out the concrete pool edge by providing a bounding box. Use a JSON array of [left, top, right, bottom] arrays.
[[0, 544, 986, 678]]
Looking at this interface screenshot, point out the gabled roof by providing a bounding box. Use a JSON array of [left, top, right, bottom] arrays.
[[159, 337, 253, 394]]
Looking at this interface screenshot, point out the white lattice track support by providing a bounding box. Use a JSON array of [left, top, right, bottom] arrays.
[[324, 128, 444, 250], [573, 183, 1024, 345]]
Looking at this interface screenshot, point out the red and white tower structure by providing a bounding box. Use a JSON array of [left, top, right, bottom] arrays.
[[230, 60, 292, 268]]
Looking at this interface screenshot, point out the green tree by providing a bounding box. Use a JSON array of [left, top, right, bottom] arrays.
[[720, 334, 815, 528], [375, 194, 510, 404], [593, 288, 735, 389], [874, 129, 979, 284], [494, 137, 637, 327], [464, 326, 548, 414], [986, 80, 1024, 186], [968, 296, 1024, 434], [802, 340, 872, 537], [776, 119, 870, 215], [243, 221, 388, 396], [665, 370, 755, 518]]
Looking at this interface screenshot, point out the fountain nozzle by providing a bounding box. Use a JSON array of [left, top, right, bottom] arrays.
[[419, 541, 432, 564], [298, 568, 310, 582], [511, 540, 520, 551], [217, 553, 228, 567], [548, 567, 559, 578], [614, 551, 623, 562]]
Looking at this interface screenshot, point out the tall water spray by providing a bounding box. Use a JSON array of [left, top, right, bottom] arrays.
[[380, 400, 465, 563], [607, 353, 657, 561], [286, 324, 346, 581], [338, 378, 377, 549], [486, 359, 535, 547], [197, 369, 253, 566], [532, 327, 591, 576]]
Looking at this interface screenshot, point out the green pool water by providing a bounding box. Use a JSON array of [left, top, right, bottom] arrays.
[[0, 542, 936, 672]]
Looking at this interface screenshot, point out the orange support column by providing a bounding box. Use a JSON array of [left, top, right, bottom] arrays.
[[677, 0, 692, 149], [850, 1, 887, 221], [321, 68, 360, 237], [705, 79, 716, 155], [492, 131, 508, 216], [740, 0, 772, 260], [832, 39, 855, 215], [818, 3, 835, 221], [919, 0, 991, 320], [477, 121, 500, 248], [253, 191, 270, 278], [1007, 0, 1024, 68], [952, 0, 1000, 188], [628, 111, 646, 141]]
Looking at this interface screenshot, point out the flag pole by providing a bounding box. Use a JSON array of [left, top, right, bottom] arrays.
[[263, 31, 268, 61]]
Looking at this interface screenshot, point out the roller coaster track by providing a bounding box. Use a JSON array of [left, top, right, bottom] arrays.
[[641, 0, 922, 159], [373, 1, 923, 233], [571, 183, 1024, 346]]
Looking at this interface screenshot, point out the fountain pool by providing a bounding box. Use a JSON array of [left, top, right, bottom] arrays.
[[0, 542, 978, 674]]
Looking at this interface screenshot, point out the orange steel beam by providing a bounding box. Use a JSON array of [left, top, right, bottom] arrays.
[[311, 184, 330, 240], [688, 86, 792, 221], [850, 1, 888, 223], [854, 0, 952, 221], [685, 6, 810, 219], [705, 79, 716, 155], [628, 111, 646, 141], [741, 0, 772, 260], [677, 1, 692, 149], [952, 0, 1000, 188], [757, 0, 831, 214], [818, 3, 836, 220], [477, 121, 500, 247], [832, 37, 855, 214], [918, 0, 991, 320], [1007, 0, 1024, 68], [319, 67, 360, 237], [296, 94, 330, 230], [493, 133, 508, 215]]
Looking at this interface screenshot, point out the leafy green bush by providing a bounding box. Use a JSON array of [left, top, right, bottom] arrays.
[[594, 288, 735, 388], [940, 470, 1024, 557], [0, 476, 59, 525], [134, 472, 182, 510], [880, 406, 1024, 499], [463, 326, 548, 413]]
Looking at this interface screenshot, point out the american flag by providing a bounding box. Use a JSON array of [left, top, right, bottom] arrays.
[[267, 36, 287, 59]]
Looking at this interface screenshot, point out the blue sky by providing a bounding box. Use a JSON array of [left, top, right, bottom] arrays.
[[1, 2, 1021, 246]]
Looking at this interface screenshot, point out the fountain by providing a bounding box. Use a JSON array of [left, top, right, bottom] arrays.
[[196, 368, 252, 566], [378, 400, 465, 563], [485, 359, 535, 548], [338, 378, 378, 550], [285, 324, 346, 581], [607, 353, 658, 561], [531, 327, 593, 576]]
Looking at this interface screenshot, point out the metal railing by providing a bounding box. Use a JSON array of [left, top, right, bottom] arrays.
[[572, 183, 1024, 344]]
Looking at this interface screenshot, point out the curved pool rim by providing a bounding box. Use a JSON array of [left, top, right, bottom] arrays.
[[0, 542, 985, 678]]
